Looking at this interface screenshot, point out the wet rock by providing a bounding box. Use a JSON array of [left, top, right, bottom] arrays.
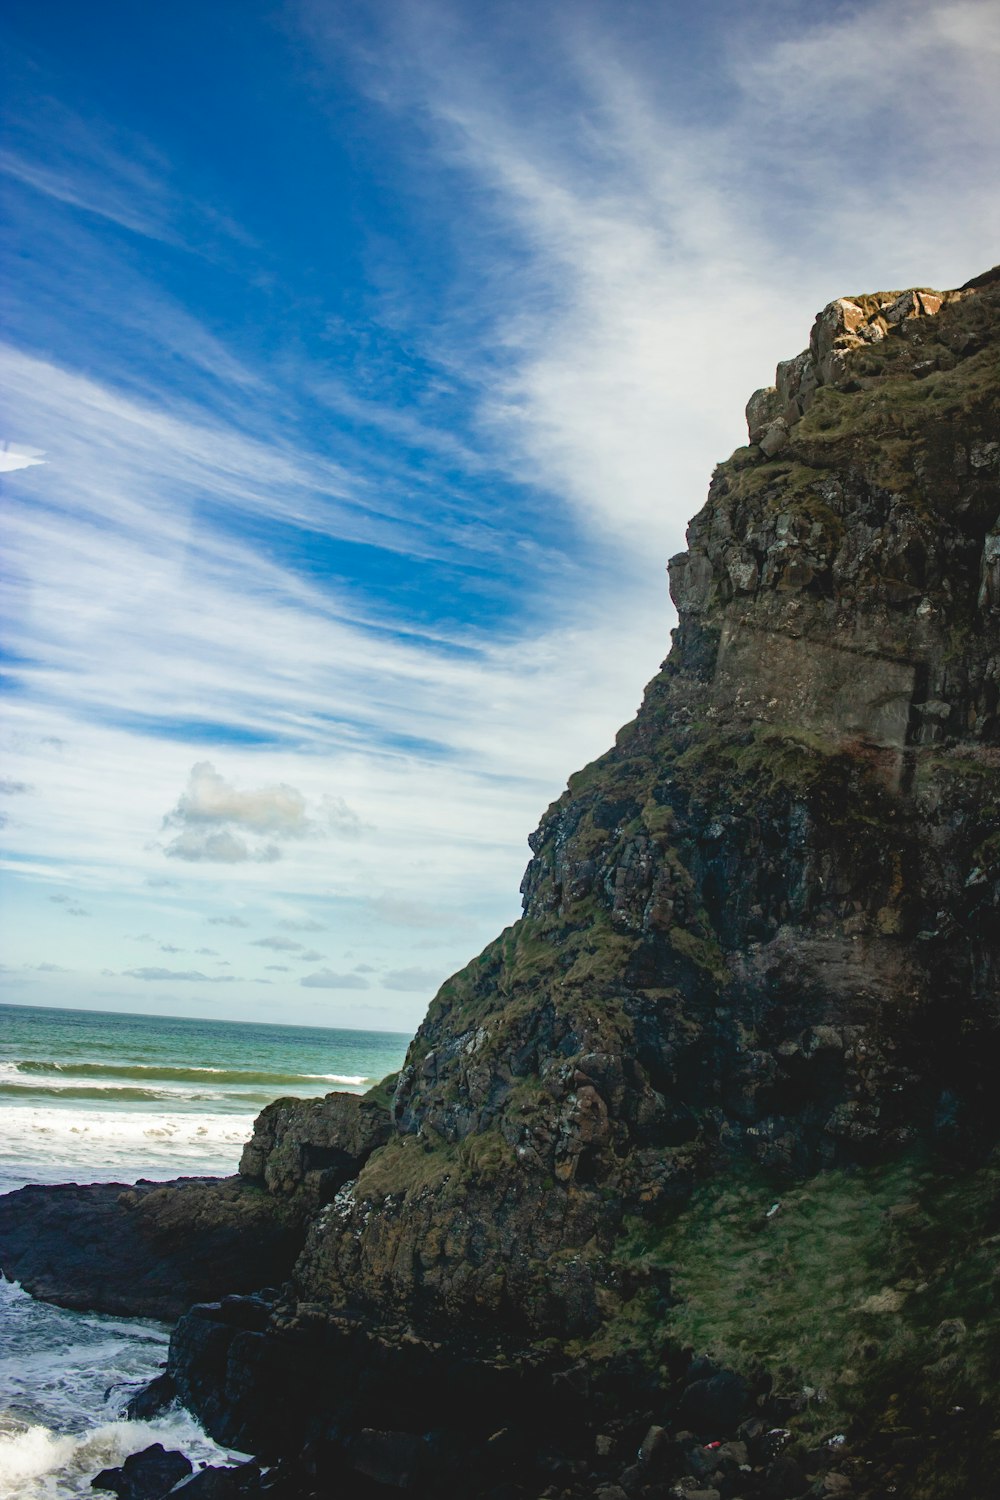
[[91, 1444, 192, 1499], [123, 1373, 176, 1421]]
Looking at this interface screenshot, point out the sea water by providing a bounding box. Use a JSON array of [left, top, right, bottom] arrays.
[[0, 1002, 410, 1499]]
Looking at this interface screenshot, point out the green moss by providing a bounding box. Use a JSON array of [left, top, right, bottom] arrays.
[[586, 1150, 1000, 1474], [668, 924, 726, 980], [357, 1134, 458, 1201], [363, 1072, 400, 1110]]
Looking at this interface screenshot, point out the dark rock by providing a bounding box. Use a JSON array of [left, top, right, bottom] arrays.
[[675, 1372, 751, 1439], [91, 1443, 192, 1499], [124, 1373, 176, 1421], [239, 1091, 392, 1204], [19, 268, 1000, 1500], [763, 1453, 810, 1497], [0, 1177, 304, 1319]]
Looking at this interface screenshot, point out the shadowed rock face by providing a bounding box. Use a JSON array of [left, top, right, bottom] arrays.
[[280, 269, 1000, 1344]]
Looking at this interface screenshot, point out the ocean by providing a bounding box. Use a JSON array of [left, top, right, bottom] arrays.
[[0, 1002, 410, 1500]]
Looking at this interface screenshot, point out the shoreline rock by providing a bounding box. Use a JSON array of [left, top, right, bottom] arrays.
[[0, 1176, 304, 1320]]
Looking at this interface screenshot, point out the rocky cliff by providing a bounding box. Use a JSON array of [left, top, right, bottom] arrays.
[[276, 268, 1000, 1338], [6, 269, 999, 1500]]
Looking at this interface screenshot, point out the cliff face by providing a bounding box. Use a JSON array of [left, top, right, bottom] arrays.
[[164, 270, 1000, 1498], [275, 271, 1000, 1347]]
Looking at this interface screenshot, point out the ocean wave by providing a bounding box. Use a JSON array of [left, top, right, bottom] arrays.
[[0, 1411, 246, 1500], [0, 1084, 168, 1103], [11, 1061, 371, 1087], [0, 1107, 258, 1196]]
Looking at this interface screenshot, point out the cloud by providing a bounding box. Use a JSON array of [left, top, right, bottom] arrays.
[[298, 948, 326, 963], [165, 828, 280, 864], [34, 962, 68, 972], [208, 915, 250, 928], [122, 966, 235, 982], [251, 935, 304, 952], [300, 968, 372, 990], [4, 0, 999, 1029], [168, 760, 311, 835], [159, 943, 184, 953], [320, 795, 366, 838], [265, 964, 291, 971], [382, 966, 444, 993], [195, 946, 219, 955], [0, 778, 33, 794], [277, 917, 326, 932], [163, 761, 337, 863], [0, 443, 46, 474]]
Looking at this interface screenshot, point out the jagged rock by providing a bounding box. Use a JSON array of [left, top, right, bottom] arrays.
[[91, 1444, 192, 1499], [124, 1373, 177, 1421], [239, 1089, 392, 1203], [165, 275, 1000, 1423]]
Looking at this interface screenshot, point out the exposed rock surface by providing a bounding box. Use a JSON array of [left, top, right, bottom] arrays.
[[280, 266, 1000, 1342], [91, 1443, 192, 1499], [163, 268, 1000, 1499], [0, 1176, 304, 1319], [0, 1089, 394, 1318], [239, 1088, 394, 1204]]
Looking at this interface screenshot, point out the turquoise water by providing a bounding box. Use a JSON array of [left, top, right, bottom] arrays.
[[0, 1002, 410, 1195]]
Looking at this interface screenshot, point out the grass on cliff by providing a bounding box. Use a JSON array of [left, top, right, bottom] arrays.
[[592, 1150, 1000, 1461]]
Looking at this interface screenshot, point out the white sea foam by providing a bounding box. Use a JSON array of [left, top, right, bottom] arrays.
[[0, 1105, 256, 1196], [0, 1280, 246, 1500], [0, 1412, 246, 1500]]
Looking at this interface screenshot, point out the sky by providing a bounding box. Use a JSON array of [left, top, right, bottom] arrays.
[[1, 0, 998, 1034]]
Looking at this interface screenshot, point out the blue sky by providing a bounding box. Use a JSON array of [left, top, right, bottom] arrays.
[[2, 0, 998, 1032]]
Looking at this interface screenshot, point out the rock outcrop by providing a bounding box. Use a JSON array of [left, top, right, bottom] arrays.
[[0, 1176, 304, 1320], [277, 267, 1000, 1341]]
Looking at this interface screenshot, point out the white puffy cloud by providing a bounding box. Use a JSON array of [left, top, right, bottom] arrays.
[[169, 760, 310, 835], [161, 762, 364, 864]]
